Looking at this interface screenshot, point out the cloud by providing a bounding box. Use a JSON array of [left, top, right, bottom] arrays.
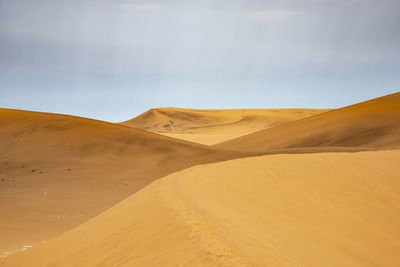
[[89, 0, 163, 11], [116, 3, 162, 10], [0, 28, 42, 42], [242, 9, 305, 22]]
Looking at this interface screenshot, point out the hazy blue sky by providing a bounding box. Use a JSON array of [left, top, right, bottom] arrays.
[[0, 0, 399, 122]]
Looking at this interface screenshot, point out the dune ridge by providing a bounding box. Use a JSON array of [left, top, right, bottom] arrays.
[[121, 108, 329, 145], [2, 150, 399, 266], [217, 92, 400, 152], [0, 108, 245, 254]]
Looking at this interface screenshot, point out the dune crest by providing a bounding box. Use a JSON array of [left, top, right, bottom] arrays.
[[2, 150, 400, 266], [0, 108, 244, 254], [121, 108, 329, 145], [217, 92, 400, 152]]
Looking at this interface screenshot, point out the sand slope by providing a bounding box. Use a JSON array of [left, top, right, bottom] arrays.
[[217, 92, 400, 152], [2, 150, 400, 266], [121, 108, 329, 145], [0, 108, 243, 255]]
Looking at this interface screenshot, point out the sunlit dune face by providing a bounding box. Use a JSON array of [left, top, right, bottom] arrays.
[[2, 150, 400, 266]]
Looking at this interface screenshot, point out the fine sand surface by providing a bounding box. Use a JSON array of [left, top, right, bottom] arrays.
[[0, 108, 246, 255], [217, 92, 400, 152], [2, 150, 400, 266], [1, 92, 399, 265], [121, 108, 329, 145]]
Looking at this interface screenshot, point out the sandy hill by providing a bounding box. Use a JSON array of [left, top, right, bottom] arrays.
[[120, 108, 329, 145], [2, 150, 400, 266], [217, 92, 400, 152], [0, 108, 244, 255]]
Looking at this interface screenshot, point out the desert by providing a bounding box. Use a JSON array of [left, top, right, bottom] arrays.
[[1, 93, 400, 266], [1, 1, 399, 265]]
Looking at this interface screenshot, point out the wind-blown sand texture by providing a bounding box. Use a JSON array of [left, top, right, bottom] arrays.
[[2, 150, 400, 266], [121, 108, 329, 145], [217, 92, 400, 152], [0, 108, 245, 254]]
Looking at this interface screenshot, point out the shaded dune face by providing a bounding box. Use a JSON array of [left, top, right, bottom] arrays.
[[0, 109, 245, 255], [2, 150, 400, 267], [120, 108, 330, 145], [217, 92, 400, 152]]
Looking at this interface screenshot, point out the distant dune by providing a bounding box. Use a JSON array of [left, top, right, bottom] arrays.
[[0, 108, 244, 255], [2, 150, 400, 266], [217, 92, 400, 152], [121, 108, 329, 145]]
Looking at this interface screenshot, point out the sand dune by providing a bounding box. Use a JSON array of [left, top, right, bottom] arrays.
[[217, 92, 400, 152], [2, 93, 399, 265], [0, 108, 244, 255], [2, 150, 399, 266], [121, 108, 329, 145]]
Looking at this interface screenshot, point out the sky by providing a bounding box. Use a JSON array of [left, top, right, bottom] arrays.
[[0, 0, 399, 122]]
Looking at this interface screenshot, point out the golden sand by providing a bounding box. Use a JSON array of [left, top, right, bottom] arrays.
[[218, 92, 400, 151], [1, 93, 399, 266], [0, 108, 243, 254], [2, 150, 399, 266]]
